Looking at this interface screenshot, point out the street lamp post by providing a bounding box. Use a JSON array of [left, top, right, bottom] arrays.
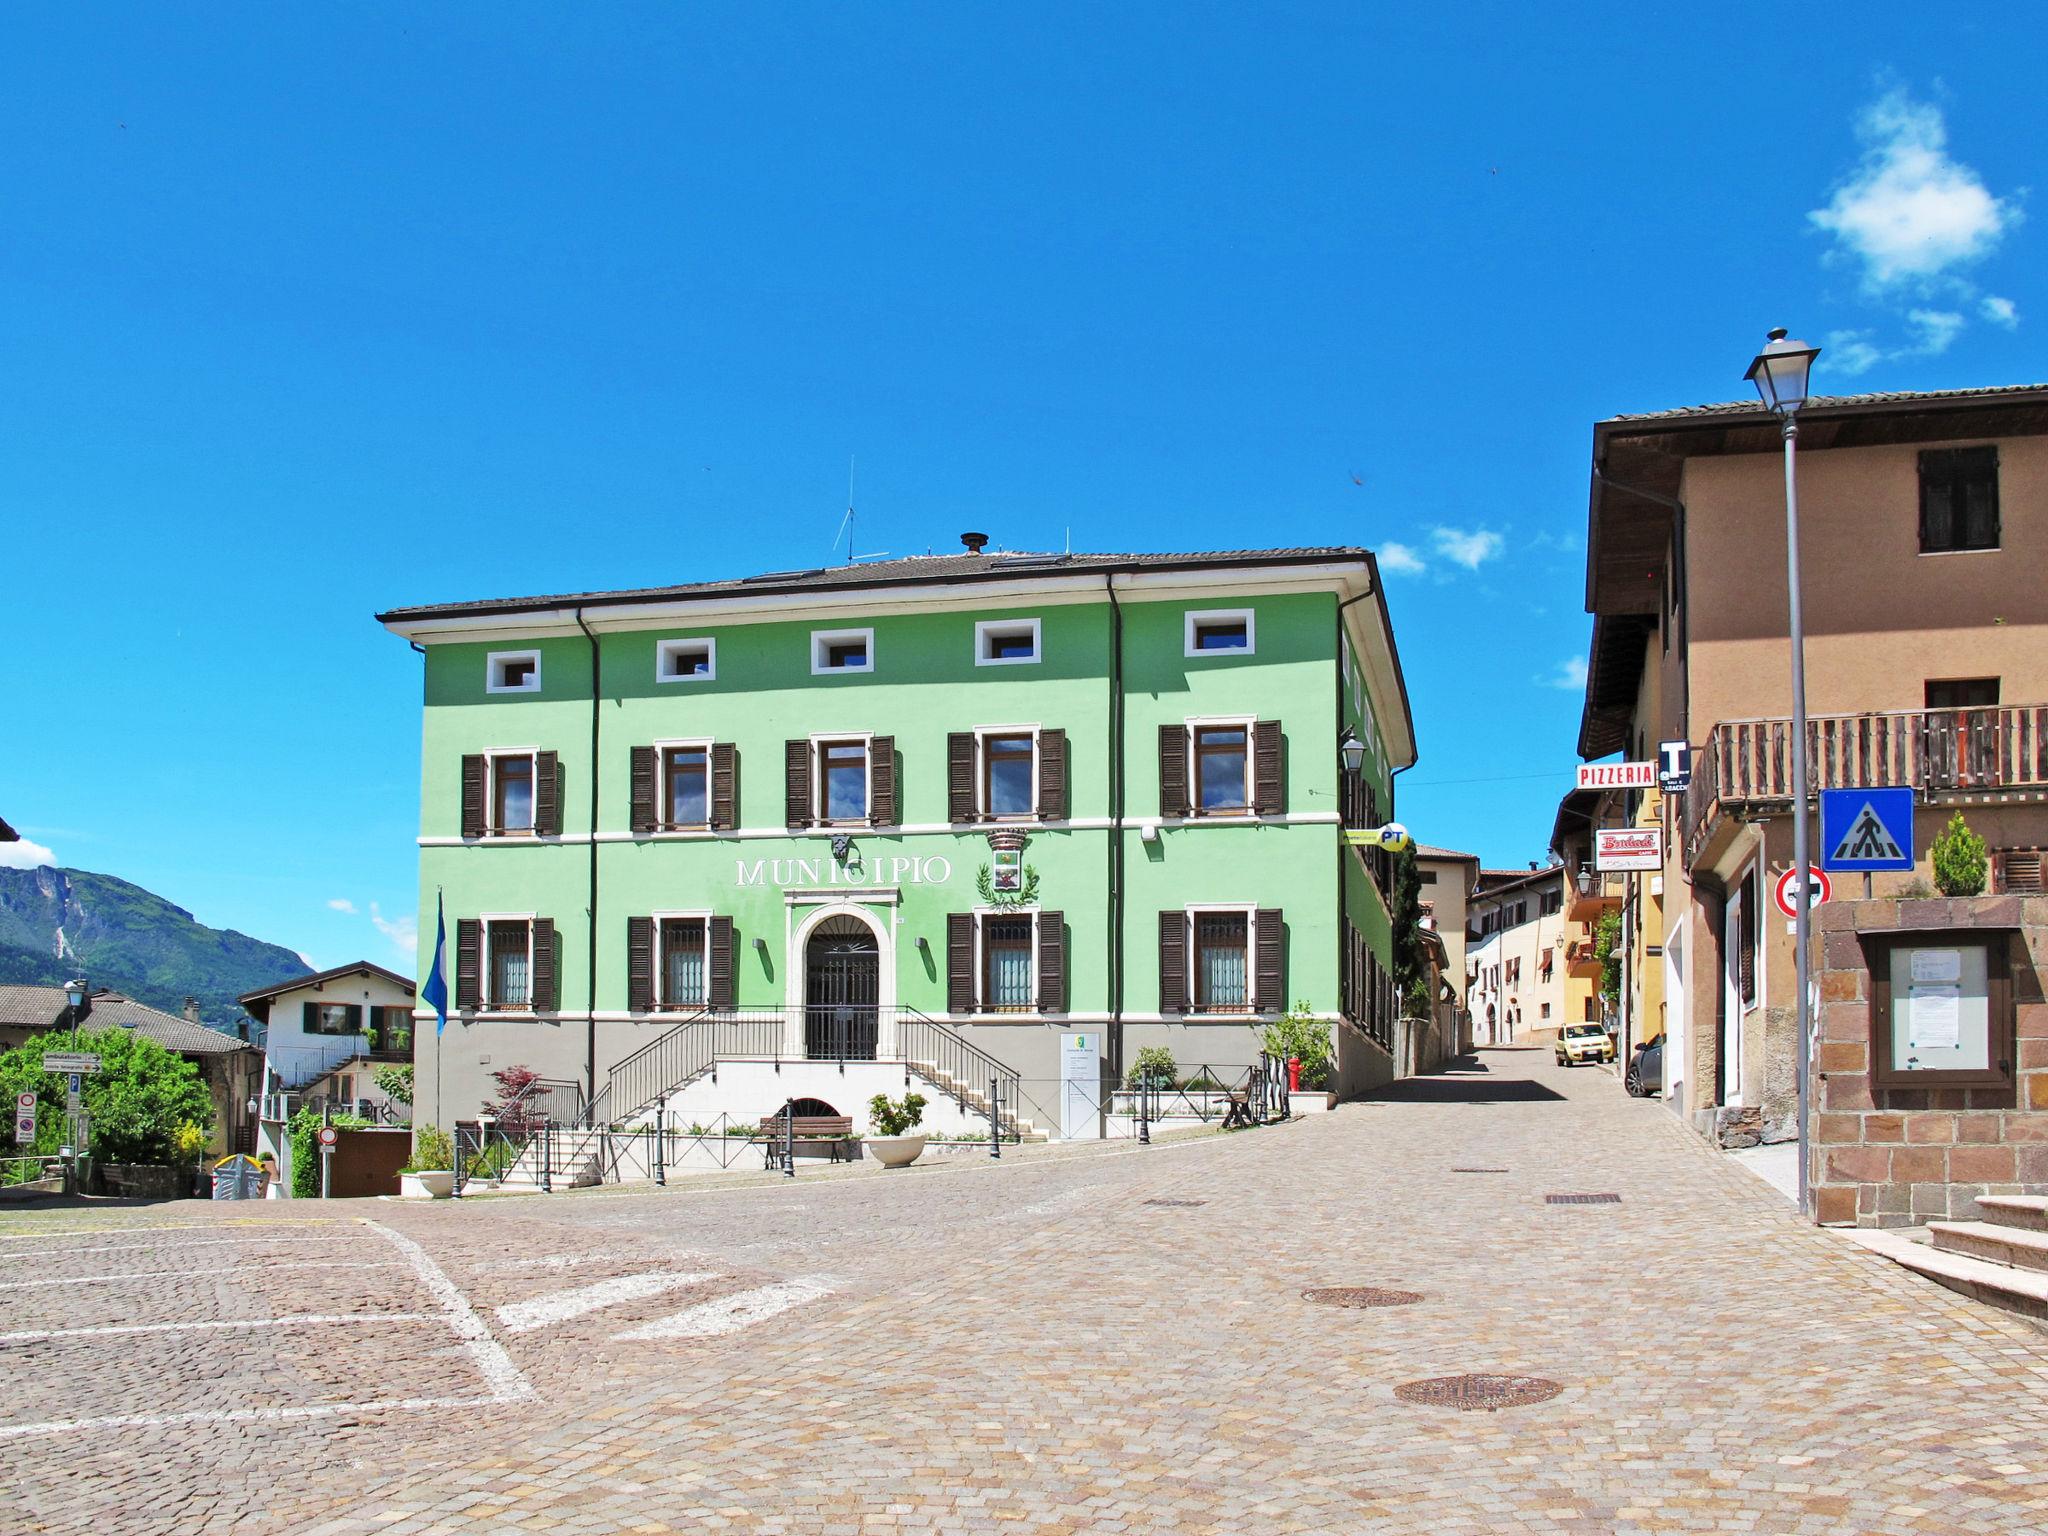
[[1745, 327, 1822, 1218]]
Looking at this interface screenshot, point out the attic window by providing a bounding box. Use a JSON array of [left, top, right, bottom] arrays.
[[1185, 610, 1255, 657], [657, 638, 716, 683], [487, 651, 541, 694], [811, 628, 874, 675], [975, 618, 1041, 666]]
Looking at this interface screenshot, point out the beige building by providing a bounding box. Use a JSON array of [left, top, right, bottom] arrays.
[[1464, 865, 1569, 1046], [1574, 383, 2048, 1141], [1415, 844, 1479, 990]]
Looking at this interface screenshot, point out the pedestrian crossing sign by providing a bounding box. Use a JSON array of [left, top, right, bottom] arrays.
[[1820, 786, 1915, 872]]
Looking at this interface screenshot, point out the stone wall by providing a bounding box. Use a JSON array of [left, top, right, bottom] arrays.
[[1809, 895, 2047, 1227]]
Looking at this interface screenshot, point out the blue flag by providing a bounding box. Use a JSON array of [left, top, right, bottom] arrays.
[[422, 891, 449, 1034]]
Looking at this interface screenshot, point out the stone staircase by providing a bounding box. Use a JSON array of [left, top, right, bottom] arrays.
[[906, 1061, 1049, 1142], [492, 1127, 608, 1191], [1846, 1196, 2048, 1323]]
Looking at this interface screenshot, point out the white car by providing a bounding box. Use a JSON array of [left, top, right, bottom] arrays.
[[1555, 1022, 1616, 1067]]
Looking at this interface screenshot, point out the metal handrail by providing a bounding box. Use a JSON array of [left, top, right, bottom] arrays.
[[898, 1008, 1022, 1142]]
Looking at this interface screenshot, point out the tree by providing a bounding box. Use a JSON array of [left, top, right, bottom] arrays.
[[1932, 811, 1989, 897], [373, 1064, 415, 1109], [485, 1064, 548, 1136], [1387, 844, 1430, 1019], [0, 1028, 214, 1164], [1593, 909, 1623, 1008]]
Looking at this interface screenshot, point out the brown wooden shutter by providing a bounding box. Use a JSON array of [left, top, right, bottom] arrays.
[[1159, 911, 1186, 1014], [870, 736, 896, 824], [1037, 910, 1066, 1012], [947, 912, 975, 1013], [1255, 909, 1283, 1012], [1159, 725, 1189, 816], [947, 733, 977, 823], [301, 1001, 318, 1032], [1037, 728, 1067, 820], [460, 755, 486, 839], [785, 740, 811, 828], [1995, 850, 2043, 894], [627, 916, 653, 1013], [1253, 722, 1284, 815], [535, 751, 562, 836], [710, 743, 738, 831], [1737, 874, 1757, 1006], [708, 917, 735, 1007], [455, 920, 481, 1011], [630, 746, 657, 833], [532, 919, 558, 1011]]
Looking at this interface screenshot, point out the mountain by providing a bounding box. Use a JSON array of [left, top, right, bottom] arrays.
[[0, 866, 311, 1025]]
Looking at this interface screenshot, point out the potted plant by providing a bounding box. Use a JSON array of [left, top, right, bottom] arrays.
[[865, 1092, 929, 1168], [398, 1124, 456, 1198], [1261, 1001, 1337, 1113]]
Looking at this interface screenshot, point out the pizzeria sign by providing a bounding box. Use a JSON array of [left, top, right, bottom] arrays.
[[1577, 761, 1657, 790]]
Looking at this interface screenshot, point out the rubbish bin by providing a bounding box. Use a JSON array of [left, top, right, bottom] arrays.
[[211, 1154, 266, 1200]]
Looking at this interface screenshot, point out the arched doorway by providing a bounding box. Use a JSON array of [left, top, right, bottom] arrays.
[[805, 915, 878, 1060]]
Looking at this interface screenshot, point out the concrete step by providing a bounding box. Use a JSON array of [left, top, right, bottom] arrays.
[[1975, 1195, 2048, 1232], [1844, 1227, 2048, 1323], [1930, 1220, 2048, 1274]]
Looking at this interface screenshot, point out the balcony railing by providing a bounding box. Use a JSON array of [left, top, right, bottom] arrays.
[[1682, 704, 2048, 866]]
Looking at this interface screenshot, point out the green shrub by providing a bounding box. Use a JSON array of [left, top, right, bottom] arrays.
[[1932, 811, 1989, 897], [1130, 1045, 1177, 1088], [1260, 1001, 1334, 1090], [170, 1122, 211, 1165], [401, 1124, 455, 1174], [464, 1139, 519, 1181], [1593, 909, 1623, 1006], [867, 1092, 927, 1137]]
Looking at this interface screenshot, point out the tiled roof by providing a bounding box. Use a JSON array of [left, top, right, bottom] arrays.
[[376, 546, 1375, 623], [1413, 844, 1478, 862], [1608, 383, 2048, 425], [0, 986, 256, 1056], [238, 960, 414, 1007], [0, 984, 68, 1030]]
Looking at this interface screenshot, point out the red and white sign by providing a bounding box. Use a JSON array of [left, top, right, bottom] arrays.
[[316, 1126, 340, 1148], [1594, 828, 1663, 871], [1773, 866, 1832, 919], [1577, 761, 1657, 790]]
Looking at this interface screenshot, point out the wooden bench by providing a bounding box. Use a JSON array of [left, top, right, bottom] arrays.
[[752, 1115, 860, 1169]]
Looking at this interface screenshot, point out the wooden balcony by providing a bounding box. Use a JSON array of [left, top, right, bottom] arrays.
[[1565, 866, 1622, 922], [1681, 705, 2048, 867], [1564, 938, 1603, 977]]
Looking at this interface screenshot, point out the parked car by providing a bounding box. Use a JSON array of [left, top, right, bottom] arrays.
[[1555, 1022, 1616, 1067], [1626, 1035, 1664, 1097]]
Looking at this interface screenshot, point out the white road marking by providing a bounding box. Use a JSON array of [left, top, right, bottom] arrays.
[[0, 1395, 500, 1442], [0, 1221, 329, 1242], [0, 1313, 428, 1345], [493, 1250, 625, 1271], [360, 1219, 532, 1403], [615, 1279, 829, 1341], [2, 1236, 367, 1259], [0, 1261, 401, 1291], [494, 1271, 720, 1333]]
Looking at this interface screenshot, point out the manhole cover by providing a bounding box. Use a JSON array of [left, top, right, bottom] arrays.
[[1450, 1167, 1509, 1173], [1545, 1193, 1621, 1205], [1394, 1374, 1562, 1411], [1144, 1198, 1207, 1207], [1302, 1286, 1423, 1308]]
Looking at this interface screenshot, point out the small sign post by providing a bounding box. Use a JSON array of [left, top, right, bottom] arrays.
[[1774, 866, 1832, 920], [317, 1124, 339, 1200], [1820, 786, 1915, 872], [40, 1052, 101, 1077], [14, 1091, 34, 1145]]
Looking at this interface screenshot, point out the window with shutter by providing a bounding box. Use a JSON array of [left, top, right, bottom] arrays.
[[627, 916, 653, 1013], [1996, 850, 2045, 894], [982, 916, 1034, 1011], [491, 754, 535, 834], [982, 733, 1034, 818], [1737, 873, 1757, 1008], [711, 743, 738, 830], [630, 746, 657, 833], [486, 920, 529, 1009], [1037, 728, 1067, 821], [1159, 725, 1189, 816], [1252, 721, 1284, 814], [946, 913, 975, 1013], [456, 920, 481, 1011], [1255, 909, 1283, 1012], [460, 755, 486, 840], [535, 751, 562, 836], [660, 745, 710, 828], [708, 917, 736, 1007], [1919, 446, 2000, 553], [947, 733, 978, 823], [784, 740, 812, 829], [531, 919, 558, 1012], [1037, 910, 1066, 1012], [1159, 911, 1187, 1014], [869, 736, 897, 825]]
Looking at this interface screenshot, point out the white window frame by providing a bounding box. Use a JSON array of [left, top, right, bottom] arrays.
[[480, 912, 537, 1011], [651, 909, 714, 1010], [974, 617, 1042, 667], [486, 649, 542, 694], [810, 730, 875, 825], [971, 908, 1040, 1012], [1183, 902, 1260, 1014], [655, 637, 717, 685], [1183, 608, 1256, 659], [975, 724, 1041, 820], [1184, 716, 1256, 817], [652, 737, 715, 829], [811, 627, 875, 676], [484, 747, 540, 836]]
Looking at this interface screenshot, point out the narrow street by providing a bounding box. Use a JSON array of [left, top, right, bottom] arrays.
[[8, 1050, 2048, 1534]]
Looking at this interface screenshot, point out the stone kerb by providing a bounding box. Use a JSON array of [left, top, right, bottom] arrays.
[[1808, 895, 2048, 1227]]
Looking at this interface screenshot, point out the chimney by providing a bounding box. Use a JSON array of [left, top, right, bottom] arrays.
[[960, 531, 989, 554], [183, 997, 201, 1024]]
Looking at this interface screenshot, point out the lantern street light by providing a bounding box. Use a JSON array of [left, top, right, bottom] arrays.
[[64, 977, 91, 1051], [1745, 327, 1821, 1219], [1338, 728, 1367, 777]]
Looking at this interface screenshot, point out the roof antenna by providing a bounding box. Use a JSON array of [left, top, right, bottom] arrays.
[[831, 455, 857, 564]]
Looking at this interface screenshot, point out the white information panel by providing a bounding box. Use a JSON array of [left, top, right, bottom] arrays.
[[1890, 944, 1990, 1072], [1060, 1032, 1102, 1142]]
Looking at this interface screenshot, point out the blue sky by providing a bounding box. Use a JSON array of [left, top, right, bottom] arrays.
[[2, 4, 2039, 970]]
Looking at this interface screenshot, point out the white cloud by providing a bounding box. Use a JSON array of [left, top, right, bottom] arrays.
[[1810, 89, 2018, 293], [369, 902, 418, 958], [1377, 542, 1426, 576], [1906, 308, 1965, 354], [326, 897, 357, 914], [1431, 527, 1503, 570], [0, 837, 56, 870], [1542, 656, 1588, 691], [1983, 294, 2020, 328], [1825, 311, 1969, 378]]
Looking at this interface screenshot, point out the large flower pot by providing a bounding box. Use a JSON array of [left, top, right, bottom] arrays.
[[400, 1170, 455, 1199], [1288, 1091, 1337, 1115], [865, 1134, 928, 1169]]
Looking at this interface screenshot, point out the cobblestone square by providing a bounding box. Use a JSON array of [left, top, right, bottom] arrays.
[[9, 1052, 2048, 1534]]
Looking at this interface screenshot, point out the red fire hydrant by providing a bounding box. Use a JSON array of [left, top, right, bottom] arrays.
[[1287, 1056, 1302, 1093]]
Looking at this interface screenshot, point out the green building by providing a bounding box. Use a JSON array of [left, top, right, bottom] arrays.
[[377, 541, 1415, 1140]]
